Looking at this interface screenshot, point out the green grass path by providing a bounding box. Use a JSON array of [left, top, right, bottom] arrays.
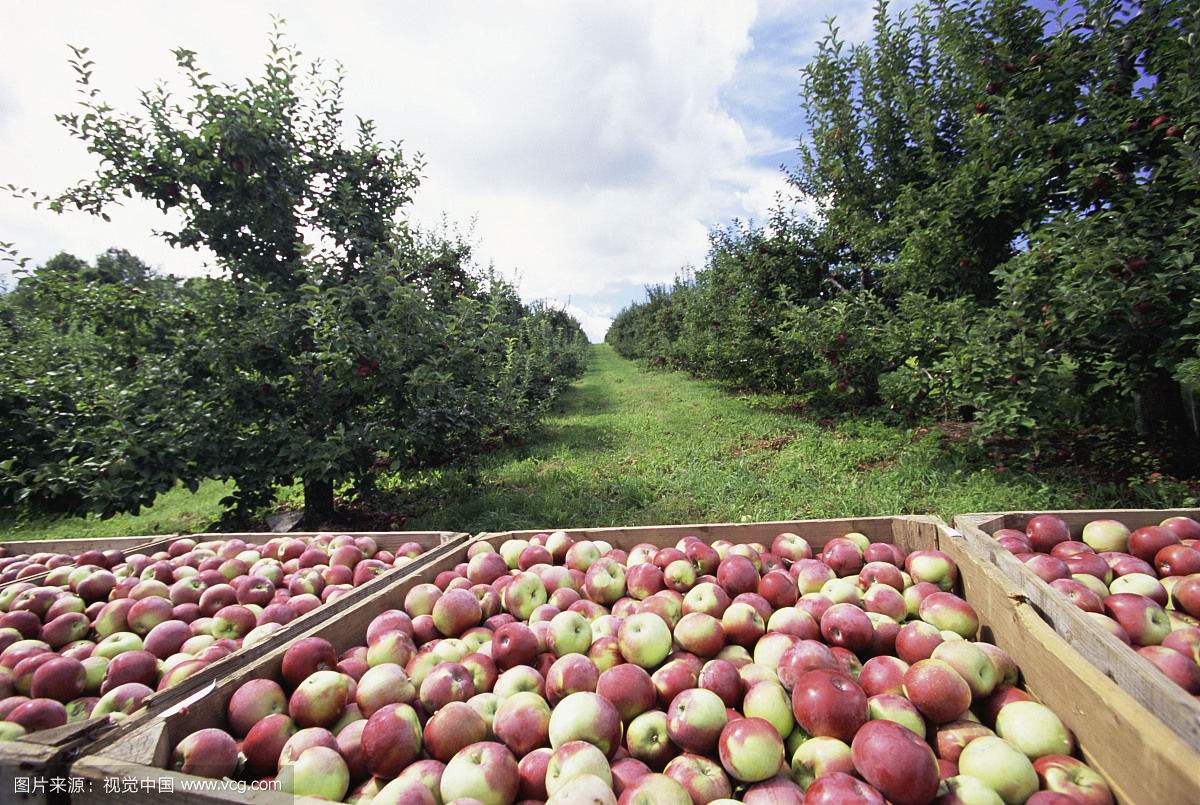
[[0, 344, 1154, 541], [393, 345, 1132, 533]]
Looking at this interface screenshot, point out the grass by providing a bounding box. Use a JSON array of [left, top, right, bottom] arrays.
[[0, 481, 232, 542], [1, 344, 1185, 542], [385, 345, 1170, 532]]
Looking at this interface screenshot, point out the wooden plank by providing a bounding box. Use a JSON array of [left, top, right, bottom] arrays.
[[953, 510, 1200, 753], [939, 521, 1200, 804], [71, 517, 1173, 804]]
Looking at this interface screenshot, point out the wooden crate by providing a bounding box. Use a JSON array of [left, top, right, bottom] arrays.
[[941, 518, 1199, 803], [953, 509, 1200, 755], [0, 536, 179, 590], [65, 515, 1187, 803], [0, 531, 467, 804]]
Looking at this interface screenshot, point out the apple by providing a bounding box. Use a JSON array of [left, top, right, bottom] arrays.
[[424, 700, 488, 763], [904, 659, 971, 723], [29, 657, 86, 703], [776, 639, 837, 690], [866, 693, 926, 738], [597, 662, 662, 724], [958, 736, 1038, 805], [720, 602, 766, 647], [1103, 593, 1170, 646], [494, 665, 545, 699], [349, 662, 413, 716], [770, 532, 810, 562], [1137, 645, 1200, 692], [919, 592, 979, 638], [546, 773, 615, 804], [717, 716, 784, 783], [282, 745, 350, 800], [438, 741, 520, 805], [656, 753, 727, 801], [1156, 544, 1200, 577], [793, 560, 836, 595], [1025, 515, 1071, 552], [805, 771, 885, 804], [819, 603, 874, 654], [626, 564, 666, 600], [172, 727, 239, 779], [934, 718, 995, 762], [585, 557, 627, 604], [546, 653, 600, 705], [281, 636, 337, 687], [1173, 576, 1200, 617], [1049, 578, 1104, 613], [419, 661, 476, 712], [790, 668, 867, 742], [626, 709, 674, 768], [289, 669, 351, 728], [655, 686, 726, 755], [361, 702, 423, 778], [224, 678, 286, 736], [545, 740, 613, 797], [671, 612, 722, 658], [743, 680, 793, 737], [938, 775, 1006, 805], [1063, 552, 1112, 583], [931, 640, 998, 698], [716, 556, 758, 596], [906, 550, 958, 591], [1130, 526, 1181, 564], [488, 622, 537, 671], [618, 772, 693, 805], [691, 659, 739, 709], [549, 690, 622, 756], [788, 734, 853, 788], [93, 632, 144, 660], [822, 538, 864, 577], [618, 613, 672, 668], [432, 588, 483, 637], [503, 572, 549, 621], [1033, 754, 1115, 805], [859, 655, 909, 696], [493, 690, 552, 756], [547, 610, 593, 658], [852, 719, 939, 805], [210, 605, 256, 640]]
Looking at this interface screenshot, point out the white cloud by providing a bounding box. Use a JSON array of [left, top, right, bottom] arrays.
[[0, 0, 885, 341]]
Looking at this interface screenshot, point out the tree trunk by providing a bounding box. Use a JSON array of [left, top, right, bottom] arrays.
[[1135, 372, 1200, 474], [303, 477, 335, 521]]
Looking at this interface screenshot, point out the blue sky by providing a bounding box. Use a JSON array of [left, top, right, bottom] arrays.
[[1, 1, 907, 340]]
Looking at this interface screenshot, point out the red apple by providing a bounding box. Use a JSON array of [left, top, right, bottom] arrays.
[[790, 669, 866, 743], [852, 719, 939, 805]]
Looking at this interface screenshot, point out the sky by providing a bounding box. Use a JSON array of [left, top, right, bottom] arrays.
[[0, 1, 898, 341]]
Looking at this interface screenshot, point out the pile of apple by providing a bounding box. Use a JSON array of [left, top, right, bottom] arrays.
[[170, 530, 1112, 805], [994, 514, 1200, 696], [0, 534, 426, 739]]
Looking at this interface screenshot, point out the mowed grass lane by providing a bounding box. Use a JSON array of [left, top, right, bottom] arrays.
[[391, 345, 1135, 533]]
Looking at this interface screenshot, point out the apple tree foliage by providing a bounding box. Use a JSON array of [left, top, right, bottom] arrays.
[[608, 0, 1200, 469], [1, 27, 588, 518]]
